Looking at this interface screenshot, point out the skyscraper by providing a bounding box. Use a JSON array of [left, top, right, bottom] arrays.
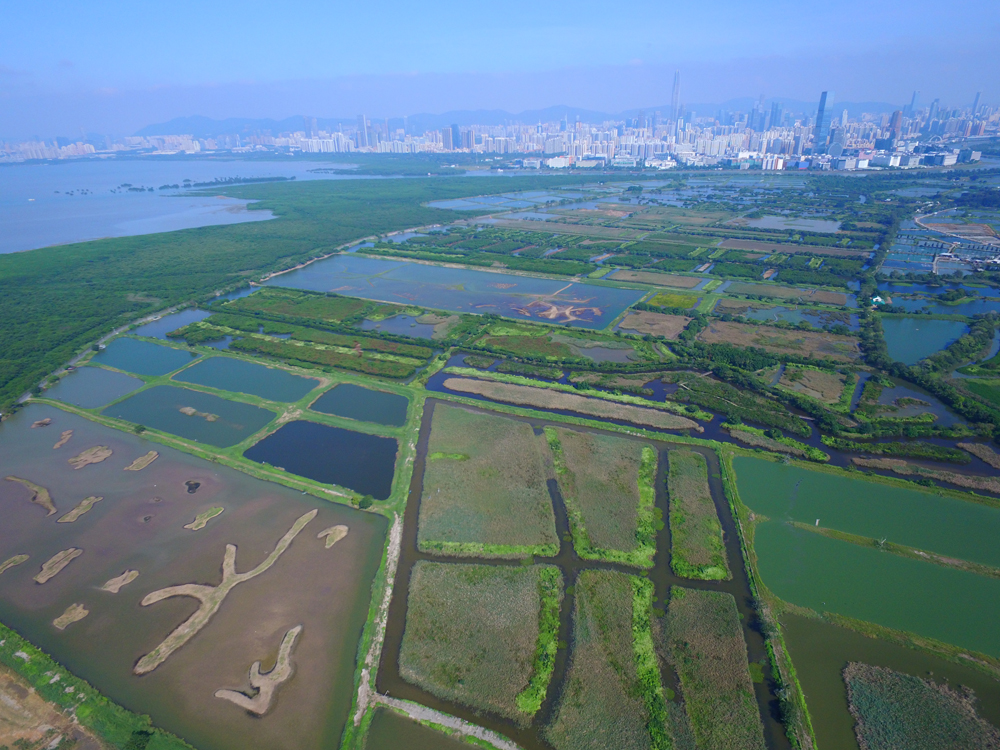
[[357, 115, 369, 148], [972, 91, 982, 117], [889, 110, 903, 141], [670, 71, 680, 121], [814, 91, 835, 153], [769, 101, 784, 130], [904, 90, 920, 118], [451, 124, 461, 150]]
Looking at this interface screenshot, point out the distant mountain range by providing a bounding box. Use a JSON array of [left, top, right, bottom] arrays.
[[137, 98, 901, 138]]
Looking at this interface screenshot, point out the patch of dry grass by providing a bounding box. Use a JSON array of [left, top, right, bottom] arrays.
[[619, 311, 691, 339], [697, 320, 860, 362], [778, 367, 847, 404]]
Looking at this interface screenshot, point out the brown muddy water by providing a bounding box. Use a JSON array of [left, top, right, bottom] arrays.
[[376, 399, 790, 750], [0, 404, 387, 750]]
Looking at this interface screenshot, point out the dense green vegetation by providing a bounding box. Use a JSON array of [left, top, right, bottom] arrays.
[[666, 450, 730, 580]]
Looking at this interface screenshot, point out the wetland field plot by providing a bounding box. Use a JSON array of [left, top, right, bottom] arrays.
[[416, 404, 559, 557], [398, 562, 562, 725], [667, 450, 730, 580], [0, 404, 386, 750]]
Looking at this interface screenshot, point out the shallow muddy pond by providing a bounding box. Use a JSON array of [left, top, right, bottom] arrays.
[[781, 614, 1000, 750], [46, 366, 144, 408], [364, 707, 474, 750], [103, 385, 275, 447], [310, 384, 409, 427], [0, 404, 386, 750], [266, 254, 645, 329], [359, 314, 437, 339], [734, 457, 1000, 567], [244, 420, 397, 499], [172, 356, 319, 403], [880, 316, 968, 365], [91, 337, 200, 376], [718, 302, 860, 331]]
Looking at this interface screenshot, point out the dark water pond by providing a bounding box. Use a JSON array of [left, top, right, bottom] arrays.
[[0, 403, 386, 750], [172, 356, 319, 403], [880, 317, 969, 365], [884, 297, 1000, 315], [103, 385, 275, 447], [131, 309, 212, 339], [364, 707, 473, 750], [244, 421, 397, 499], [92, 337, 199, 376], [359, 314, 437, 339], [876, 381, 963, 427], [310, 384, 409, 427], [46, 366, 144, 408], [781, 614, 1000, 750]]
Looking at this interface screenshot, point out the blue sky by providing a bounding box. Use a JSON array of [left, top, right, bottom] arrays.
[[2, 0, 998, 138]]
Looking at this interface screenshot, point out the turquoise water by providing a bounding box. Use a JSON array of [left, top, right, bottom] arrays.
[[880, 316, 969, 365], [756, 523, 1000, 658], [734, 458, 1000, 567], [103, 385, 274, 447], [91, 337, 200, 376], [45, 366, 144, 408], [173, 356, 319, 402], [309, 384, 409, 426], [266, 254, 645, 329]]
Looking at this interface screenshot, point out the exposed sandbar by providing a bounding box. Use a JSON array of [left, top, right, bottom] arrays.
[[68, 446, 112, 470], [35, 549, 82, 584], [184, 507, 224, 530], [179, 406, 218, 422], [53, 430, 73, 449], [101, 569, 139, 593], [318, 525, 349, 548], [134, 509, 317, 674], [31, 418, 52, 428], [53, 604, 89, 630], [124, 451, 159, 471], [58, 496, 102, 523], [4, 476, 56, 516], [0, 555, 29, 576], [215, 625, 302, 714]]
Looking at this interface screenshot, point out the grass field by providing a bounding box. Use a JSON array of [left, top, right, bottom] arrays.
[[963, 378, 1000, 409], [546, 427, 658, 567], [399, 562, 561, 725], [611, 271, 702, 289], [697, 320, 860, 362], [661, 587, 766, 750], [724, 282, 849, 306], [777, 366, 848, 404], [667, 450, 730, 580], [417, 404, 559, 557], [619, 311, 692, 338], [225, 287, 372, 323], [544, 570, 663, 750], [646, 292, 701, 310], [844, 662, 1000, 750]]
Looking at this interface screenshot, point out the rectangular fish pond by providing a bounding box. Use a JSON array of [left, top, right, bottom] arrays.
[[45, 366, 144, 409], [90, 337, 201, 376], [0, 403, 386, 750], [172, 356, 320, 403], [265, 254, 646, 330], [244, 420, 398, 500], [309, 383, 410, 427], [103, 385, 276, 448]]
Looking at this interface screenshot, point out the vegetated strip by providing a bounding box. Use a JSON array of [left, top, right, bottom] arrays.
[[442, 377, 701, 431], [515, 566, 564, 714], [958, 441, 1000, 469], [823, 436, 970, 464], [229, 336, 422, 378], [852, 457, 1000, 494], [545, 427, 658, 567], [667, 450, 731, 580], [724, 423, 829, 462], [661, 587, 766, 750]]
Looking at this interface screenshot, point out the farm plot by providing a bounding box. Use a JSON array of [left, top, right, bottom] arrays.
[[667, 450, 730, 580], [724, 282, 849, 306], [697, 320, 860, 362], [610, 270, 703, 288]]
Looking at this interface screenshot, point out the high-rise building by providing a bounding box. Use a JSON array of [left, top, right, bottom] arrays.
[[814, 91, 835, 153], [441, 127, 453, 150], [904, 90, 920, 118], [670, 71, 681, 121], [889, 110, 903, 141], [769, 101, 783, 131], [451, 124, 461, 150], [357, 115, 369, 148], [972, 91, 982, 116]]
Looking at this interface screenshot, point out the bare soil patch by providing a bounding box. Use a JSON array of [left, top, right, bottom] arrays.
[[0, 664, 105, 750], [698, 320, 860, 362], [68, 446, 113, 469], [618, 311, 691, 339]]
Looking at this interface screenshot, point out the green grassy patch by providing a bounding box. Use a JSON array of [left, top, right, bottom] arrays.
[[667, 450, 730, 580], [516, 567, 565, 715], [648, 292, 700, 309]]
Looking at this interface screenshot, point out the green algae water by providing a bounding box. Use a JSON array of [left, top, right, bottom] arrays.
[[46, 366, 144, 408], [0, 403, 387, 750], [103, 385, 275, 447], [173, 356, 319, 402], [309, 383, 410, 426], [733, 457, 1000, 568], [755, 523, 1000, 658], [781, 614, 1000, 750], [364, 707, 474, 749], [91, 337, 200, 376]]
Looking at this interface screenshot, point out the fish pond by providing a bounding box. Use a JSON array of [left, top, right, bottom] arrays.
[[91, 338, 199, 376], [781, 614, 1000, 750], [172, 356, 319, 403], [879, 316, 969, 365], [46, 366, 144, 409], [244, 420, 397, 499], [309, 384, 410, 427], [359, 314, 438, 339], [733, 458, 1000, 567], [363, 707, 475, 750], [714, 301, 859, 331], [265, 254, 645, 329], [0, 403, 386, 750], [131, 309, 213, 340], [103, 385, 275, 448]]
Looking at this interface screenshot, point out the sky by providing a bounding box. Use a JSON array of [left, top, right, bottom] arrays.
[[2, 0, 999, 139]]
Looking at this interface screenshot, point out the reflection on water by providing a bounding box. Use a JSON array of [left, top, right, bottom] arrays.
[[173, 356, 319, 403], [359, 314, 437, 339]]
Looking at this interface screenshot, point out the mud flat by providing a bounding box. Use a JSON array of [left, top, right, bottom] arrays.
[[215, 625, 302, 715], [318, 525, 349, 548], [618, 310, 691, 339], [184, 507, 224, 530], [4, 476, 56, 515], [34, 549, 82, 583], [124, 451, 159, 471], [0, 555, 29, 576], [53, 430, 73, 449], [101, 570, 139, 593], [442, 378, 701, 431], [68, 446, 113, 470], [58, 495, 102, 523], [53, 603, 89, 630]]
